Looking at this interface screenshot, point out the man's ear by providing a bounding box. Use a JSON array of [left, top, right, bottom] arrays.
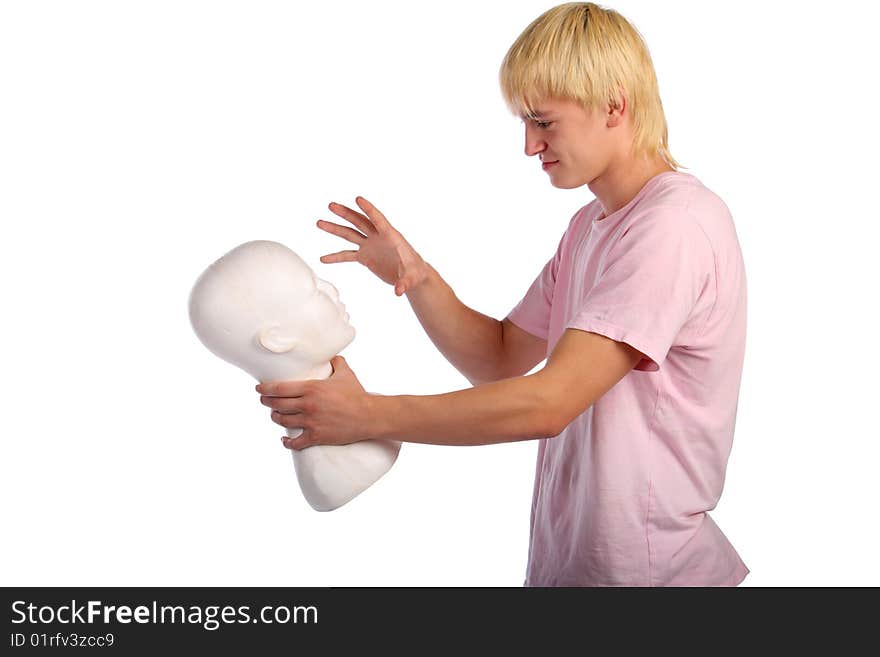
[[257, 324, 299, 354], [607, 89, 627, 126]]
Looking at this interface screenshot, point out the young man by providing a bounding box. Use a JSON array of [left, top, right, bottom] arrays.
[[257, 2, 748, 586]]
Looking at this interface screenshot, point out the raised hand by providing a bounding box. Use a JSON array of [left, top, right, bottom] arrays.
[[316, 196, 428, 296]]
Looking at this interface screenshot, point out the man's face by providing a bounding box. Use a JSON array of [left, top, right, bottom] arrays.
[[520, 96, 616, 189]]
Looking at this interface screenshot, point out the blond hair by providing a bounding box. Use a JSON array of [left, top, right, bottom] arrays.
[[499, 2, 683, 170]]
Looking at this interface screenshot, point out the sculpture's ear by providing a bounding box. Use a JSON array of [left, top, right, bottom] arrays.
[[257, 325, 299, 354]]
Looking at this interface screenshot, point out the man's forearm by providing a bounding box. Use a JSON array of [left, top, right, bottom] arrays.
[[405, 263, 505, 386], [367, 371, 560, 446]]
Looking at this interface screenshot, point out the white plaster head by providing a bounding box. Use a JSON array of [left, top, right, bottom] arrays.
[[189, 240, 399, 513], [188, 240, 355, 383]]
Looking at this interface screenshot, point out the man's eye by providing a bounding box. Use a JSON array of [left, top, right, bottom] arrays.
[[536, 121, 552, 129]]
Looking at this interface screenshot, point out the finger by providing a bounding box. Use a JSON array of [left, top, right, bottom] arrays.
[[281, 433, 311, 451], [257, 380, 308, 397], [355, 196, 393, 232], [271, 410, 306, 429], [261, 395, 306, 413], [328, 202, 376, 235], [319, 250, 359, 264], [395, 273, 417, 296], [316, 219, 367, 245]]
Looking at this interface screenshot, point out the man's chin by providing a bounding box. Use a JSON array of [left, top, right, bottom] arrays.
[[553, 177, 589, 190]]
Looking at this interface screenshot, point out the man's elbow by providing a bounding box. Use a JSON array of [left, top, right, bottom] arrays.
[[529, 399, 580, 439], [539, 413, 573, 439], [530, 382, 590, 438]]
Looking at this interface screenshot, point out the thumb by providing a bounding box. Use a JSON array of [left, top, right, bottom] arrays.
[[282, 433, 311, 451], [330, 355, 349, 373]]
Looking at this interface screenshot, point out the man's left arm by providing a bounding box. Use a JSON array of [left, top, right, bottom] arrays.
[[259, 328, 643, 449]]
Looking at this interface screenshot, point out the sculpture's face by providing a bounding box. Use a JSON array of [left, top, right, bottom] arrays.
[[189, 241, 356, 380], [285, 272, 355, 362]]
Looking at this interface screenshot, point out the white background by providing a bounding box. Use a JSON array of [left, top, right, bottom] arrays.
[[1, 0, 877, 587]]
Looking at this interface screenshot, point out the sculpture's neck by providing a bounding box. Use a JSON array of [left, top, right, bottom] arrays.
[[282, 360, 333, 442], [299, 361, 333, 381]]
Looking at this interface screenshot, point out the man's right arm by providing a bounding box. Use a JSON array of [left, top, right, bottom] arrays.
[[405, 263, 547, 386]]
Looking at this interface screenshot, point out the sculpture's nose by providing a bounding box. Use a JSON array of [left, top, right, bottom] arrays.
[[315, 277, 340, 303]]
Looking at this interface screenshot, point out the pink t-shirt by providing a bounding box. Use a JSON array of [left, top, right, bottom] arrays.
[[507, 170, 748, 586]]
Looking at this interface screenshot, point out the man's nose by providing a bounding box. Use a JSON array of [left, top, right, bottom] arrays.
[[523, 123, 546, 157]]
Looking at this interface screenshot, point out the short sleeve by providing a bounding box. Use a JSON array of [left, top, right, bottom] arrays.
[[504, 231, 567, 341], [568, 213, 713, 372]]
